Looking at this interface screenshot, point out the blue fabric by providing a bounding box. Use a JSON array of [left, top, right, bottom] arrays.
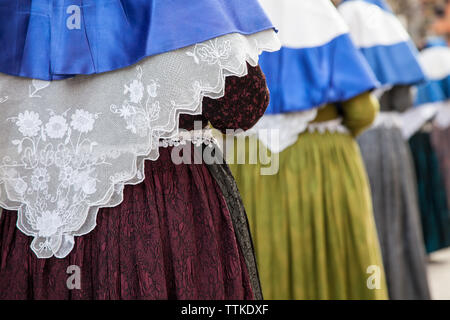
[[341, 0, 393, 13], [424, 37, 448, 49], [444, 76, 450, 98], [261, 34, 378, 114], [416, 76, 450, 105], [360, 41, 426, 86], [0, 0, 273, 80], [415, 40, 450, 105]]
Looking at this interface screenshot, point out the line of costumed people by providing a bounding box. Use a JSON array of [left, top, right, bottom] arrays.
[[407, 37, 450, 257], [228, 0, 387, 300], [228, 0, 450, 300], [0, 0, 448, 301], [340, 0, 431, 300], [348, 0, 450, 300], [0, 0, 282, 299]]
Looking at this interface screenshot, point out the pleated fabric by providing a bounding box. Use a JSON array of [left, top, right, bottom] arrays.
[[229, 132, 388, 300], [409, 131, 450, 254], [358, 127, 430, 300], [0, 0, 273, 80]]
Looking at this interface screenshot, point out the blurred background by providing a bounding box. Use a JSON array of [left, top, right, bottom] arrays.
[[332, 0, 450, 46], [389, 0, 450, 46]]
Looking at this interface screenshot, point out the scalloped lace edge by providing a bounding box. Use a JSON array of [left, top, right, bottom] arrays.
[[1, 30, 280, 258]]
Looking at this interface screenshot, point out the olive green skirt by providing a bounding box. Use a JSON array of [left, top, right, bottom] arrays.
[[228, 131, 388, 300]]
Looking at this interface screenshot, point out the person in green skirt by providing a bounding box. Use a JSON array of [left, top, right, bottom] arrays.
[[224, 0, 388, 300], [228, 93, 387, 300]]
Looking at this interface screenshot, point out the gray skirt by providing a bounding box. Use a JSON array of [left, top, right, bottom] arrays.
[[358, 126, 430, 300]]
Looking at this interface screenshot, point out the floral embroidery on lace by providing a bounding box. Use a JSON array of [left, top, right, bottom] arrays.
[[29, 80, 51, 98], [187, 38, 231, 66], [111, 66, 161, 137], [3, 108, 107, 258], [0, 30, 280, 258]]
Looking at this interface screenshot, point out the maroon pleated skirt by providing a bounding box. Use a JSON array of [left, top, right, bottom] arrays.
[[0, 146, 253, 300]]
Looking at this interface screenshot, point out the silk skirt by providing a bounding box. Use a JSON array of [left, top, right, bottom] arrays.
[[0, 144, 255, 300]]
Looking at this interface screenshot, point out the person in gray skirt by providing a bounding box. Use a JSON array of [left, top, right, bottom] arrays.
[[357, 85, 431, 300]]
